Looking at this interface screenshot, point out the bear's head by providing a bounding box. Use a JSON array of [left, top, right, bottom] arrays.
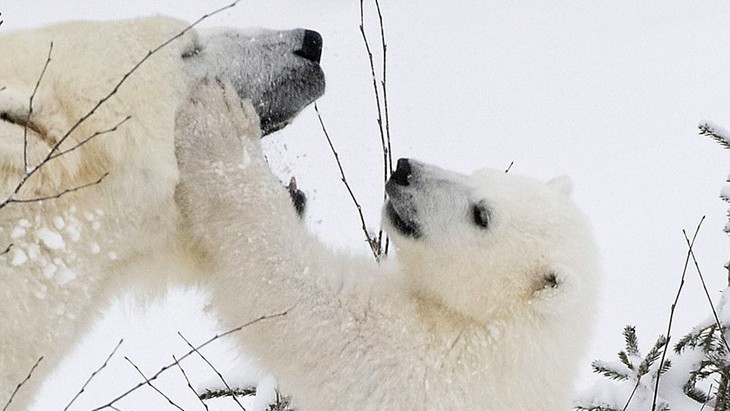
[[384, 158, 599, 327], [0, 16, 324, 249]]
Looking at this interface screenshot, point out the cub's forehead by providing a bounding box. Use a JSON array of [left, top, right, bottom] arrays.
[[467, 168, 569, 203]]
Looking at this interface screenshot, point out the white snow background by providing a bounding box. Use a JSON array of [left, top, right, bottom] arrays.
[[3, 1, 730, 409]]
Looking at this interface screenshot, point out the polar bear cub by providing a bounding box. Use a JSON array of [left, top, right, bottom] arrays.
[[0, 17, 324, 409], [175, 81, 600, 410]]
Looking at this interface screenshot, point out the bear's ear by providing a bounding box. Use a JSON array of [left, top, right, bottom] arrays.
[[547, 175, 573, 197]]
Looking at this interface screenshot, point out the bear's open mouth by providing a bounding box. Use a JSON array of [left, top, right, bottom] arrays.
[[385, 201, 421, 238]]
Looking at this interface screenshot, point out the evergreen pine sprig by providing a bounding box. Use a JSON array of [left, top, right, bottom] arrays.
[[675, 320, 730, 407], [577, 326, 672, 411], [699, 121, 730, 234], [700, 121, 730, 151]]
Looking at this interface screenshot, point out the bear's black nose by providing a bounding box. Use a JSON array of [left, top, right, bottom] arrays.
[[390, 158, 412, 186], [294, 30, 323, 63]]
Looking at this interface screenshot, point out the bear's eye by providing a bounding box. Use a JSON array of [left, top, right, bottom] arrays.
[[471, 201, 490, 229], [181, 41, 203, 59]]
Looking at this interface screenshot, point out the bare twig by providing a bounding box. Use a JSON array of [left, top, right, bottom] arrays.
[[373, 0, 392, 176], [177, 332, 247, 411], [0, 243, 11, 256], [504, 161, 514, 174], [651, 216, 705, 411], [2, 356, 43, 411], [172, 355, 209, 411], [314, 103, 380, 260], [49, 116, 132, 160], [64, 339, 123, 411], [87, 310, 289, 411], [8, 172, 109, 204], [359, 0, 392, 257], [24, 42, 53, 173], [622, 379, 641, 411], [124, 356, 185, 411]]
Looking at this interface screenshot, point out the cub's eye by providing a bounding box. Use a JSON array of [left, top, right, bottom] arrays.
[[471, 201, 491, 229]]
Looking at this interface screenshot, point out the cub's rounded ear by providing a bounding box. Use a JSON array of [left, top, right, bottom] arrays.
[[547, 175, 573, 197]]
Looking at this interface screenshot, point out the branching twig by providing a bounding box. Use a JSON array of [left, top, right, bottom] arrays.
[[359, 0, 392, 257], [2, 356, 43, 411], [49, 116, 132, 160], [64, 339, 123, 411], [8, 172, 109, 204], [172, 355, 209, 411], [87, 310, 289, 411], [24, 42, 54, 173], [651, 216, 705, 411], [373, 0, 392, 176], [314, 103, 380, 260], [124, 356, 185, 411], [177, 332, 247, 411]]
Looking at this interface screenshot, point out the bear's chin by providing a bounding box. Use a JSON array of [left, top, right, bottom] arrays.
[[385, 201, 421, 239]]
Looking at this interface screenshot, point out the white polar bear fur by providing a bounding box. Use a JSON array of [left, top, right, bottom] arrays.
[[0, 19, 195, 408], [0, 17, 323, 408], [175, 82, 601, 410]]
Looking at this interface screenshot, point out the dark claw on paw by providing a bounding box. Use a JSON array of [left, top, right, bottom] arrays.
[[287, 177, 307, 218]]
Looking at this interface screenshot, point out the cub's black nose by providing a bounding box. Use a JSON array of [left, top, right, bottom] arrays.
[[294, 30, 323, 63], [390, 158, 412, 186]]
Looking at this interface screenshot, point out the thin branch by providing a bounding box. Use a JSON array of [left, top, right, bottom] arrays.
[[314, 103, 380, 261], [373, 0, 392, 175], [622, 379, 642, 411], [24, 42, 54, 173], [2, 356, 43, 411], [8, 172, 109, 204], [504, 161, 514, 174], [49, 116, 132, 160], [177, 332, 247, 411], [124, 356, 185, 411], [0, 243, 11, 256], [359, 0, 392, 258], [64, 339, 123, 411], [651, 216, 705, 411], [172, 355, 209, 411], [87, 309, 289, 411]]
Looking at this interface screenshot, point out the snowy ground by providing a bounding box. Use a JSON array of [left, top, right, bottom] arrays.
[[3, 1, 730, 409]]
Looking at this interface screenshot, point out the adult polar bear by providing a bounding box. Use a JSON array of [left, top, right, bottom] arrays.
[[0, 17, 324, 408], [175, 82, 600, 410]]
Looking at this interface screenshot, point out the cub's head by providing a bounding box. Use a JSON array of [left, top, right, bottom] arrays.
[[384, 158, 599, 326]]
